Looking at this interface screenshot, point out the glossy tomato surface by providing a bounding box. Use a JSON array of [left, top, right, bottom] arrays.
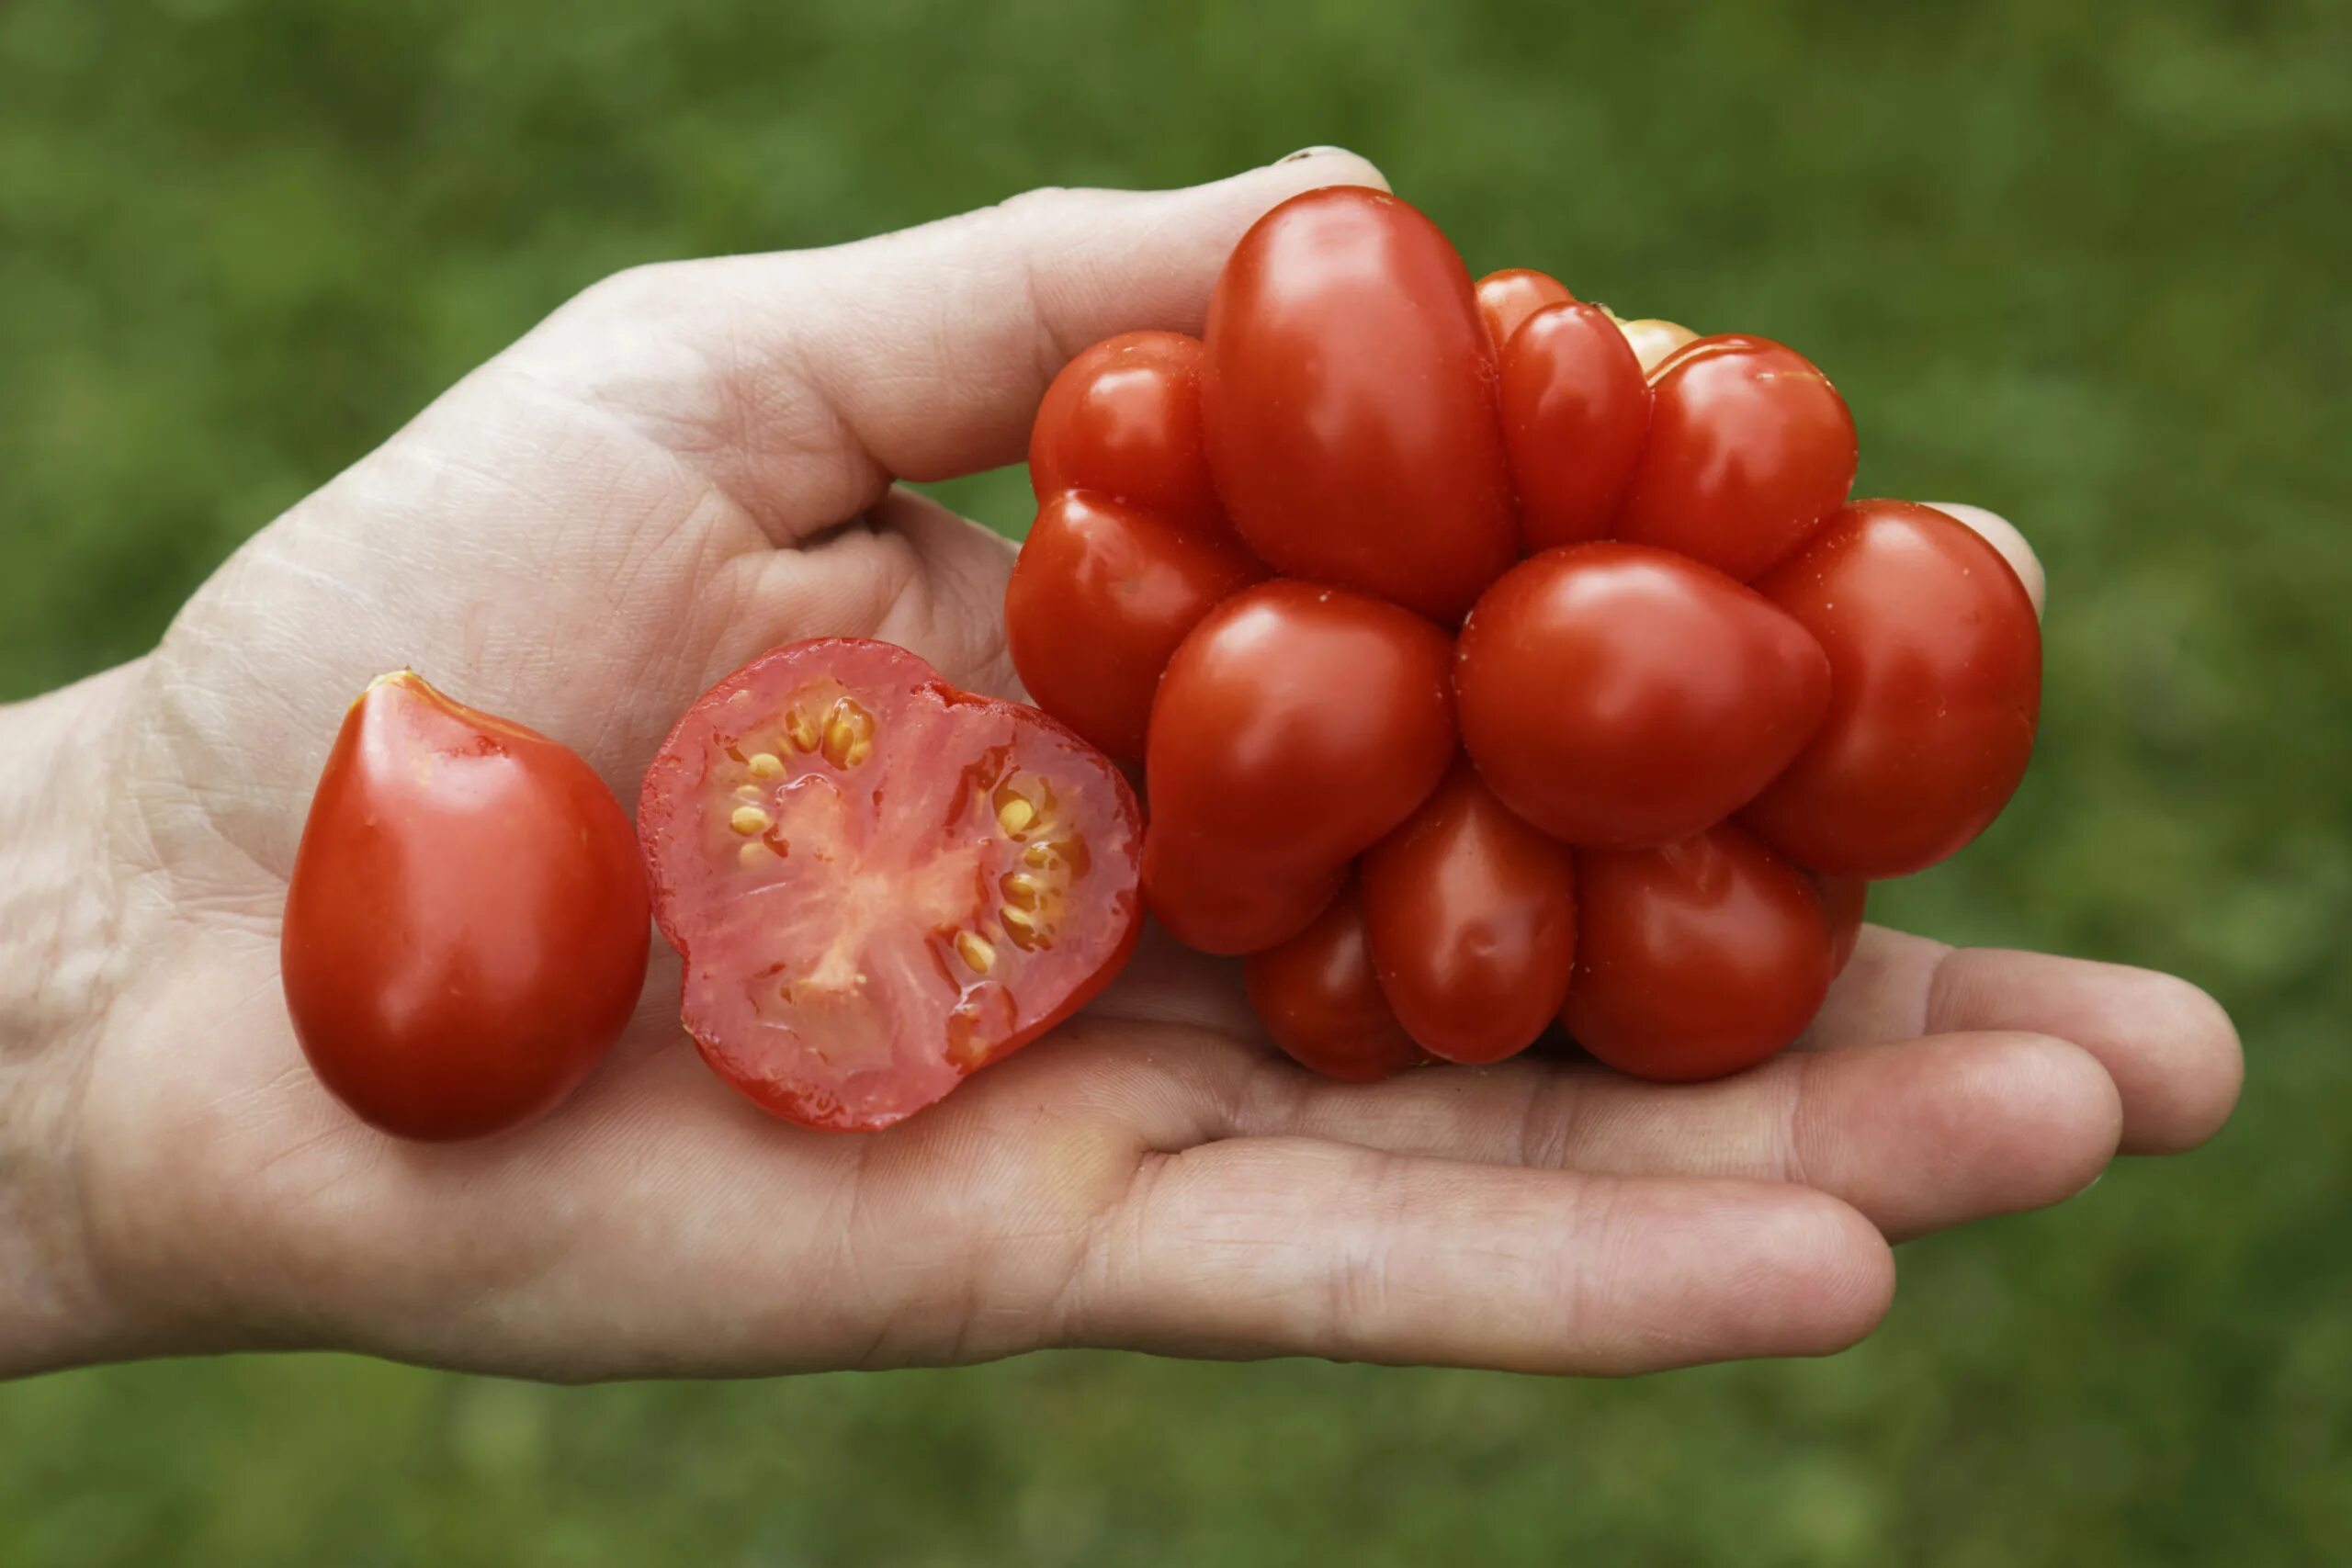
[[1814, 874, 1869, 976], [1563, 823, 1837, 1082], [1004, 491, 1264, 759], [639, 639, 1141, 1131], [1616, 334, 1858, 582], [1743, 500, 2043, 878], [1243, 886, 1430, 1083], [1455, 544, 1831, 848], [1474, 266, 1575, 354], [282, 672, 650, 1141], [1143, 581, 1456, 953], [1360, 763, 1577, 1064], [1028, 331, 1224, 533], [1203, 186, 1515, 621], [1498, 301, 1650, 551]]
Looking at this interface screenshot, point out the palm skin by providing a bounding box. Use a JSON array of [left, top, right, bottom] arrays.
[[8, 151, 2240, 1381]]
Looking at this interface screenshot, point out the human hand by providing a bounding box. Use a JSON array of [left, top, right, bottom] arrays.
[[0, 151, 2241, 1381]]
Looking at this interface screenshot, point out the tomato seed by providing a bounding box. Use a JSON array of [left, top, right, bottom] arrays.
[[955, 931, 997, 973], [729, 806, 771, 835], [748, 751, 784, 778]]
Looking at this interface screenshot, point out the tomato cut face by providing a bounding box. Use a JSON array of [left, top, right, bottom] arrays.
[[638, 639, 1142, 1132]]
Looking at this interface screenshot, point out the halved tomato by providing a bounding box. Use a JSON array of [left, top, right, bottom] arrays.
[[638, 639, 1142, 1131]]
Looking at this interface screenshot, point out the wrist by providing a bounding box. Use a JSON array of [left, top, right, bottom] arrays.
[[0, 662, 144, 1376]]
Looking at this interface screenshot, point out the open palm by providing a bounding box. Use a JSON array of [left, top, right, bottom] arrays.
[[49, 152, 2238, 1380]]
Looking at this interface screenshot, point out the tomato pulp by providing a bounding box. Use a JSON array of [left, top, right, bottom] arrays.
[[638, 639, 1141, 1131]]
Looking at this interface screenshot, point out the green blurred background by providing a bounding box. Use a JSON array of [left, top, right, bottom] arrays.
[[3, 0, 2346, 1562]]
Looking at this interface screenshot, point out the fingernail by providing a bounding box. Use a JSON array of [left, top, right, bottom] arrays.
[[1278, 144, 1351, 164]]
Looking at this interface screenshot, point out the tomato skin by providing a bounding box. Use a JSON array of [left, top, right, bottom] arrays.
[[1028, 331, 1224, 533], [1498, 302, 1651, 551], [1243, 886, 1430, 1083], [1454, 543, 1831, 849], [1203, 186, 1516, 622], [1616, 334, 1858, 582], [1005, 491, 1265, 759], [639, 639, 1141, 1132], [281, 672, 650, 1141], [1143, 581, 1457, 954], [1813, 874, 1868, 976], [1563, 823, 1835, 1082], [1360, 763, 1577, 1064], [1742, 500, 2042, 878], [1475, 266, 1576, 354]]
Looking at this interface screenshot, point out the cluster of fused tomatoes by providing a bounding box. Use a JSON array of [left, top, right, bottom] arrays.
[[279, 184, 2037, 1144], [1005, 185, 2042, 1084]]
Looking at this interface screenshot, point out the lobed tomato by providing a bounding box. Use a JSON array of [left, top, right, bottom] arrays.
[[1007, 185, 2041, 1089], [1563, 823, 1837, 1081], [638, 639, 1140, 1131], [1615, 334, 1858, 582], [1202, 186, 1516, 622], [1243, 886, 1430, 1083], [1028, 331, 1225, 534], [1474, 266, 1576, 354], [1454, 543, 1830, 849], [1359, 763, 1577, 1064], [1498, 301, 1651, 551], [282, 672, 650, 1141], [1143, 581, 1457, 953], [1743, 500, 2042, 878], [1003, 491, 1264, 759]]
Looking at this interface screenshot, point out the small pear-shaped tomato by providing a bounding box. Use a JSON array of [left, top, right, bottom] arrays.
[[282, 672, 650, 1140], [1615, 334, 1858, 582], [1743, 500, 2042, 878], [1005, 491, 1264, 760], [1498, 301, 1651, 552], [1028, 331, 1227, 534], [1360, 764, 1577, 1065], [1243, 886, 1430, 1083], [1203, 186, 1516, 622], [1455, 544, 1831, 849], [1564, 824, 1837, 1082], [1474, 266, 1576, 354]]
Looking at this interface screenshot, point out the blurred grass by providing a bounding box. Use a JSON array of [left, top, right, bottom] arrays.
[[3, 0, 2346, 1562]]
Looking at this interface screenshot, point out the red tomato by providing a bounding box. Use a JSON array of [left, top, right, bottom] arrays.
[[1243, 886, 1430, 1083], [1743, 500, 2042, 877], [1029, 331, 1224, 533], [1615, 334, 1858, 582], [1454, 543, 1831, 848], [1005, 491, 1265, 759], [1562, 823, 1836, 1081], [1359, 763, 1577, 1064], [1498, 301, 1651, 551], [1813, 874, 1868, 976], [1475, 266, 1576, 354], [1143, 581, 1456, 953], [281, 672, 650, 1141], [1203, 186, 1515, 621], [638, 639, 1141, 1131]]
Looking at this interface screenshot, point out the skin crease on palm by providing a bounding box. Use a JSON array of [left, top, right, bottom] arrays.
[[0, 150, 2240, 1383]]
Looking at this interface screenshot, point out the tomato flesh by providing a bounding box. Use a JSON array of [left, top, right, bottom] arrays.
[[639, 639, 1141, 1131], [282, 672, 650, 1141]]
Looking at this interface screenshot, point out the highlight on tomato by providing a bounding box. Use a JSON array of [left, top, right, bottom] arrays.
[[1008, 183, 2043, 1087]]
